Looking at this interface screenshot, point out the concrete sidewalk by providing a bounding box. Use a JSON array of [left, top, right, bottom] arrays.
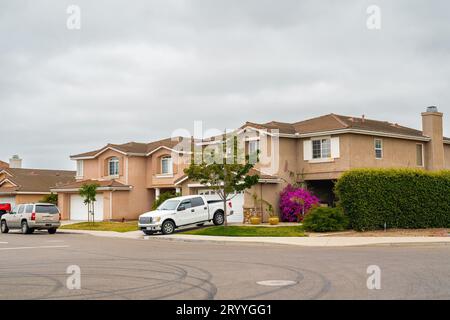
[[58, 229, 450, 247]]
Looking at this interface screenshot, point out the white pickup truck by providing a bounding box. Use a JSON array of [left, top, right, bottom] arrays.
[[138, 195, 232, 235]]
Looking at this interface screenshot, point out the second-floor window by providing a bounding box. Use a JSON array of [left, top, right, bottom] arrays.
[[312, 138, 331, 159], [161, 156, 173, 175], [76, 160, 84, 177], [108, 157, 119, 176], [374, 139, 383, 159]]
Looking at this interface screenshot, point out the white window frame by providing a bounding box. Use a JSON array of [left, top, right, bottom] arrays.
[[108, 157, 119, 177], [311, 137, 331, 160], [374, 139, 383, 159], [161, 156, 173, 175], [76, 160, 84, 178], [416, 143, 424, 167]]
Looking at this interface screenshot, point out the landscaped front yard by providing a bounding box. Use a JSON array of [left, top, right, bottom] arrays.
[[182, 225, 306, 237], [60, 221, 139, 233]]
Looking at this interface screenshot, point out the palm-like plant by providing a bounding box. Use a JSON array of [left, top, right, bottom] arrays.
[[79, 183, 99, 224]]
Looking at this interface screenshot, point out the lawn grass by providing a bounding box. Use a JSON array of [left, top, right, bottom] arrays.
[[182, 225, 306, 237], [60, 221, 139, 233]]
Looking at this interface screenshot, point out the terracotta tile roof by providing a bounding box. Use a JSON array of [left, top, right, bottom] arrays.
[[249, 168, 280, 181], [71, 137, 186, 159], [244, 114, 429, 138], [0, 168, 75, 193], [53, 179, 130, 190], [0, 160, 8, 169]]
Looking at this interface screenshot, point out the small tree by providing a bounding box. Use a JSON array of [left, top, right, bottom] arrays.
[[184, 135, 259, 226], [79, 183, 99, 224], [40, 193, 58, 205]]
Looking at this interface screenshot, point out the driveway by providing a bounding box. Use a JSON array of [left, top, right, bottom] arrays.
[[0, 231, 449, 299]]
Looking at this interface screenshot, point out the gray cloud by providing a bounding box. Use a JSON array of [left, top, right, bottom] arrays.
[[0, 0, 449, 169]]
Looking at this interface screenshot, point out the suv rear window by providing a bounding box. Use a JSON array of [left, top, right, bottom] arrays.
[[35, 205, 59, 214]]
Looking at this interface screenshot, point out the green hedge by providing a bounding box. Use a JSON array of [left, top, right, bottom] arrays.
[[303, 206, 349, 232], [335, 169, 450, 231]]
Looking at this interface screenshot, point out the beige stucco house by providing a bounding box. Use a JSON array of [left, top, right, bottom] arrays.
[[53, 107, 450, 222], [0, 166, 75, 207]]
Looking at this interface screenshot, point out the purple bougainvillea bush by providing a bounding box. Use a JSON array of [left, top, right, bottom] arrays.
[[279, 185, 320, 222]]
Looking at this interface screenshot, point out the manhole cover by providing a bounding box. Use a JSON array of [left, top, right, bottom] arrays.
[[257, 280, 297, 287]]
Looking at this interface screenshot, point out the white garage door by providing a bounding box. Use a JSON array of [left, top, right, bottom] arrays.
[[0, 196, 15, 209], [198, 189, 244, 223], [70, 194, 104, 221]]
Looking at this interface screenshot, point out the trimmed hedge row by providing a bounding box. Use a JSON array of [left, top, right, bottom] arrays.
[[335, 169, 450, 231]]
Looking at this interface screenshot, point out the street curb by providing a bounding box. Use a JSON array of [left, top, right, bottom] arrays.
[[146, 234, 450, 248]]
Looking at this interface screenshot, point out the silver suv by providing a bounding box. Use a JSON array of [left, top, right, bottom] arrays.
[[0, 203, 61, 234]]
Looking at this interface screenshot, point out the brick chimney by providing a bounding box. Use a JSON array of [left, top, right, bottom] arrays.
[[422, 106, 444, 170], [9, 155, 22, 169]]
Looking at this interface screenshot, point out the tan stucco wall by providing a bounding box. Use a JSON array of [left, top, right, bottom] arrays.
[[78, 149, 127, 183], [15, 194, 47, 204], [444, 144, 450, 169], [146, 148, 189, 188]]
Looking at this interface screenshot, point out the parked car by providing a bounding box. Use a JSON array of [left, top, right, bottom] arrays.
[[0, 203, 61, 234], [0, 203, 11, 218], [138, 195, 233, 235]]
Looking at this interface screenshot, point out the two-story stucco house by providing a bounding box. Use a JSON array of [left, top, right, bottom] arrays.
[[53, 107, 449, 222]]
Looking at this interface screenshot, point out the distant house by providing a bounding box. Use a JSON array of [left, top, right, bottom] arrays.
[[0, 164, 75, 208]]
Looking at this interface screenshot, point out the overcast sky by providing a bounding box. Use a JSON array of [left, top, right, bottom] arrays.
[[0, 0, 449, 169]]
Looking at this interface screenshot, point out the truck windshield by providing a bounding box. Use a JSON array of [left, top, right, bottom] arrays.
[[158, 200, 180, 210]]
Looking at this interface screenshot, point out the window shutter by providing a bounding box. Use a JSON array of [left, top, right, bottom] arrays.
[[331, 137, 340, 159], [303, 140, 312, 161]]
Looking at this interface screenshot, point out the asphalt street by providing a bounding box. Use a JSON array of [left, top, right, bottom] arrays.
[[0, 231, 449, 300]]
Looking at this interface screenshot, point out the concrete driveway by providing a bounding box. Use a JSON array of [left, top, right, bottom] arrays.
[[0, 231, 449, 300]]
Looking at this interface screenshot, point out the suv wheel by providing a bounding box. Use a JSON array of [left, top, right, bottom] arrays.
[[0, 220, 9, 233], [21, 221, 33, 234], [161, 220, 175, 235], [48, 228, 57, 234], [213, 212, 225, 225]]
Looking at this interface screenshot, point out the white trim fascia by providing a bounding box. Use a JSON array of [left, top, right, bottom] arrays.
[[237, 126, 278, 137], [0, 170, 13, 177], [0, 178, 18, 187], [146, 146, 190, 156], [70, 147, 143, 160], [174, 176, 189, 186], [258, 178, 282, 184], [16, 192, 52, 195], [50, 186, 132, 192], [297, 129, 431, 142]]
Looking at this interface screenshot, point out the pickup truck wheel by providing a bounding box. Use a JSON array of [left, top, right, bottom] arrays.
[[1, 220, 9, 233], [48, 228, 57, 234], [21, 221, 31, 234], [161, 220, 175, 235], [213, 212, 225, 225]]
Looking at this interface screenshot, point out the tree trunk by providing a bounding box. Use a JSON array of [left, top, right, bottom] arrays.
[[223, 189, 228, 227]]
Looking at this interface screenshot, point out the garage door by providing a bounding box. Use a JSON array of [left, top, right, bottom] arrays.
[[198, 189, 244, 223], [70, 194, 104, 221], [0, 196, 15, 209]]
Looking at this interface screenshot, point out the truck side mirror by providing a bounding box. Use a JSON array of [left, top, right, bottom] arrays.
[[177, 205, 185, 211]]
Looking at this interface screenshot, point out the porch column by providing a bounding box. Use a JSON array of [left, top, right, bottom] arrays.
[[155, 188, 160, 200], [175, 187, 181, 195]]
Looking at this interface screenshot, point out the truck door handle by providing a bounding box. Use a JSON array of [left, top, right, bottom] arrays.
[[191, 209, 195, 212], [203, 207, 207, 210]]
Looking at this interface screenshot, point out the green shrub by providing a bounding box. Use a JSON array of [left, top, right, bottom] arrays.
[[335, 169, 450, 231], [303, 206, 349, 232]]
